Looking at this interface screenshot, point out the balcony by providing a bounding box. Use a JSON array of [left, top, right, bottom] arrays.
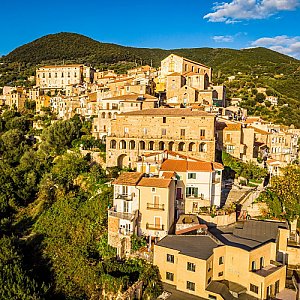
[[108, 209, 135, 221], [146, 223, 165, 231], [147, 203, 165, 210], [116, 194, 133, 201]]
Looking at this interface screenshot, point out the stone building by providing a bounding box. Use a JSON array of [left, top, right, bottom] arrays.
[[106, 108, 216, 168]]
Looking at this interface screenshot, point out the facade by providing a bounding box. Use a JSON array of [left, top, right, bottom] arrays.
[[36, 65, 95, 89], [92, 93, 158, 140], [108, 172, 176, 257], [5, 90, 27, 110], [106, 108, 216, 168], [154, 220, 289, 300]]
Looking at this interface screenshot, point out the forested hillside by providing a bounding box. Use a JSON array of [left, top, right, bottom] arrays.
[[1, 32, 300, 126]]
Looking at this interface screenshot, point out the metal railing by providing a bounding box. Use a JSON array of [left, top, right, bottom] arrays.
[[146, 203, 165, 210], [108, 209, 135, 221], [146, 224, 165, 231], [116, 194, 133, 201]]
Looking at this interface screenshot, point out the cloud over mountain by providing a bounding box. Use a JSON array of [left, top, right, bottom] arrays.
[[251, 35, 300, 58]]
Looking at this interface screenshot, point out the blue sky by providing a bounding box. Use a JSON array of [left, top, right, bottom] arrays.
[[1, 0, 300, 58]]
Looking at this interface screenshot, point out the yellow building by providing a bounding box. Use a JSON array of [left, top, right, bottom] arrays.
[[36, 95, 50, 113], [108, 172, 176, 257], [154, 220, 289, 300], [5, 90, 27, 110], [106, 108, 216, 168]]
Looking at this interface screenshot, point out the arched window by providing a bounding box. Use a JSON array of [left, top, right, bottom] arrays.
[[148, 141, 154, 150], [199, 143, 206, 152], [139, 141, 145, 150], [110, 140, 117, 149], [129, 140, 135, 150], [101, 112, 105, 119], [168, 142, 174, 151], [119, 140, 126, 149], [178, 142, 185, 151], [159, 141, 165, 151], [188, 142, 195, 152], [108, 112, 112, 119]]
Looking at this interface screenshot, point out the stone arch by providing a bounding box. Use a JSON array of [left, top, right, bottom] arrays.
[[117, 154, 129, 168], [159, 141, 165, 151], [101, 112, 105, 118], [129, 140, 136, 150], [108, 112, 112, 119], [139, 141, 146, 150], [188, 142, 195, 152], [119, 140, 126, 149], [148, 141, 154, 150], [199, 142, 207, 152], [110, 139, 117, 149], [168, 141, 174, 151], [178, 142, 185, 151]]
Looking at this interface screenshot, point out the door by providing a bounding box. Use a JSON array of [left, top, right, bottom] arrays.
[[176, 188, 182, 199]]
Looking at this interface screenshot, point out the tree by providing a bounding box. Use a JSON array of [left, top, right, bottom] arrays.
[[255, 92, 266, 103], [259, 166, 300, 222]]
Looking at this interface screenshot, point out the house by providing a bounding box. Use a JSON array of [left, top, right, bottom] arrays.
[[154, 220, 289, 300]]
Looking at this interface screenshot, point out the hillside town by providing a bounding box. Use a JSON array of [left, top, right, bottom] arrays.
[[0, 54, 300, 300]]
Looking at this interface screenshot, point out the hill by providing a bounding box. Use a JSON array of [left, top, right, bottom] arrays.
[[1, 32, 300, 127]]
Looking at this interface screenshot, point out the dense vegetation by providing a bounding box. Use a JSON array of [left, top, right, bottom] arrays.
[[1, 32, 300, 127], [0, 108, 162, 299], [258, 166, 300, 223]]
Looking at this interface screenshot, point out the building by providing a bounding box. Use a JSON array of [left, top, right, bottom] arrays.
[[154, 220, 289, 300], [5, 90, 27, 110], [106, 108, 216, 168], [36, 65, 95, 90], [92, 93, 158, 140], [108, 172, 176, 257]]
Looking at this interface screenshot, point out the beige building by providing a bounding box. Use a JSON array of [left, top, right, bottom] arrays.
[[108, 172, 176, 257], [92, 93, 158, 140], [36, 64, 95, 89], [154, 220, 289, 300], [5, 90, 27, 110], [106, 108, 216, 168]]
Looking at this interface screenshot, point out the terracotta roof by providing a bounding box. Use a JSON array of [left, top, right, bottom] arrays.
[[160, 159, 223, 172], [161, 172, 176, 179], [266, 159, 281, 166], [121, 108, 214, 117], [113, 172, 144, 186], [184, 71, 200, 77], [137, 177, 172, 188], [216, 121, 241, 131]]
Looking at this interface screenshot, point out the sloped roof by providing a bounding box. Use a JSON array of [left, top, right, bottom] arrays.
[[160, 159, 223, 172], [121, 108, 213, 117], [113, 172, 144, 186], [137, 177, 172, 188]]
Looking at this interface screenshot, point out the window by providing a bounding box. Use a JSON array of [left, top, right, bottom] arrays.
[[186, 187, 198, 197], [188, 173, 196, 179], [260, 257, 264, 269], [250, 284, 258, 294], [219, 256, 224, 265], [151, 188, 156, 193], [226, 145, 235, 153], [251, 261, 256, 271], [180, 129, 185, 137], [187, 262, 196, 272], [161, 128, 166, 136], [275, 280, 280, 294], [167, 254, 174, 263], [124, 127, 129, 134], [200, 129, 205, 137], [163, 117, 166, 123], [208, 295, 217, 300], [166, 272, 174, 281], [207, 277, 212, 284], [186, 281, 195, 291], [208, 261, 212, 272], [143, 128, 148, 135], [218, 272, 223, 277]]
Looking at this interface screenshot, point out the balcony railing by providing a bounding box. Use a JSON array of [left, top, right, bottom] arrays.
[[147, 203, 165, 210], [108, 209, 135, 221], [116, 194, 133, 201], [146, 224, 165, 231]]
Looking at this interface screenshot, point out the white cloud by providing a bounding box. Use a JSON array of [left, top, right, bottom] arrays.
[[213, 35, 234, 42], [204, 0, 299, 23], [251, 35, 300, 58]]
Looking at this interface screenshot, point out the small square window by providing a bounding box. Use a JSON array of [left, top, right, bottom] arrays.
[[188, 173, 196, 179], [187, 262, 196, 272], [218, 271, 223, 277], [219, 256, 224, 265], [186, 281, 195, 291], [166, 272, 174, 281], [167, 254, 174, 263], [151, 188, 156, 193]]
